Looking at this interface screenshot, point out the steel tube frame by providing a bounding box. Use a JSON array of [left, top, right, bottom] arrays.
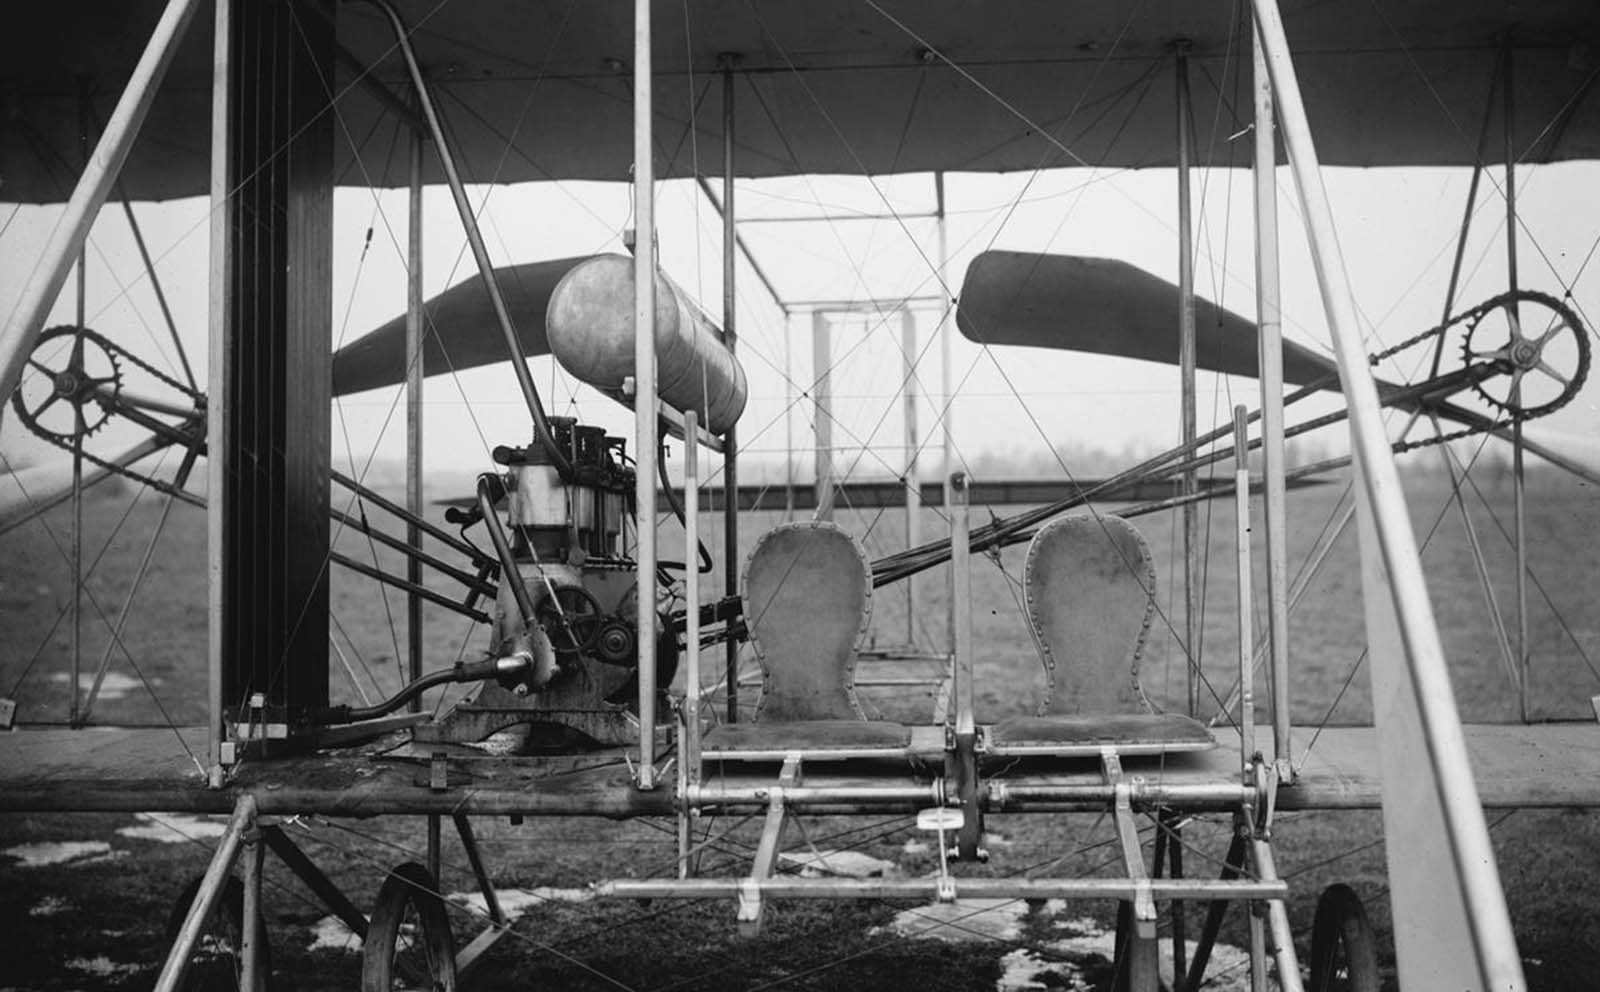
[[951, 473, 973, 738], [633, 0, 659, 789], [1251, 2, 1524, 986], [686, 782, 943, 808], [989, 780, 1258, 809], [1252, 33, 1293, 778], [603, 877, 1288, 901], [0, 0, 203, 411], [720, 60, 741, 724]]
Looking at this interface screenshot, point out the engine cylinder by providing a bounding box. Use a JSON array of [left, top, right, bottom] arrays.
[[546, 254, 747, 435]]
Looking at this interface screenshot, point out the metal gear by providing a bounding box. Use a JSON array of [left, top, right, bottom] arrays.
[[535, 585, 605, 655], [1460, 291, 1590, 420], [12, 325, 123, 443]]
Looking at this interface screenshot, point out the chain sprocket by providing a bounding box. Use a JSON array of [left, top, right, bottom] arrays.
[[1460, 291, 1590, 420], [12, 324, 205, 498], [12, 326, 123, 443]]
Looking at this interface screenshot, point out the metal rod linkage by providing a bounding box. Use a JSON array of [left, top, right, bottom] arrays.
[[353, 0, 569, 475]]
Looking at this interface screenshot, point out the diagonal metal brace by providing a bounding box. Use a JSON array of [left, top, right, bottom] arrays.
[[736, 755, 800, 937]]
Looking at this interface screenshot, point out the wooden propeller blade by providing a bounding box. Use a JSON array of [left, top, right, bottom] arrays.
[[331, 256, 586, 397], [955, 250, 1345, 389]]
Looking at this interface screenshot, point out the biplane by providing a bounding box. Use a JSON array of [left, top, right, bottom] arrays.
[[2, 0, 1599, 989]]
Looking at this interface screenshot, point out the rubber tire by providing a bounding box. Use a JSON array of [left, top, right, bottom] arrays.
[[361, 861, 458, 992], [1309, 883, 1382, 992], [163, 874, 272, 991]]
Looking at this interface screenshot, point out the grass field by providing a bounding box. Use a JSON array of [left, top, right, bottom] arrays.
[[1, 466, 1597, 989]]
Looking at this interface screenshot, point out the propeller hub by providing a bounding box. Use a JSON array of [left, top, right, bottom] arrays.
[[52, 369, 84, 398], [1510, 339, 1541, 368]]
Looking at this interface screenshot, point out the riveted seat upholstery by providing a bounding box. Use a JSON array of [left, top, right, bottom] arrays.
[[988, 514, 1214, 757], [702, 521, 910, 759]]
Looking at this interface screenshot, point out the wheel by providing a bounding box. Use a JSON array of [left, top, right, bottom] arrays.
[[1309, 883, 1381, 992], [361, 861, 458, 992], [163, 874, 271, 991]]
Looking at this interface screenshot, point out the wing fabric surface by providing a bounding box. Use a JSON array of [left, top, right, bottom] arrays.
[[331, 257, 584, 397]]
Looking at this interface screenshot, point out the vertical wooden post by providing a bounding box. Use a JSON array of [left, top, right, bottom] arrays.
[[632, 0, 659, 788], [720, 57, 741, 723], [812, 311, 834, 522], [1175, 44, 1201, 718]]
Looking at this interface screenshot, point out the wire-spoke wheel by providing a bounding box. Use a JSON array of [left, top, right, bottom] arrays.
[[361, 861, 458, 992], [1309, 883, 1381, 992], [163, 874, 271, 991]]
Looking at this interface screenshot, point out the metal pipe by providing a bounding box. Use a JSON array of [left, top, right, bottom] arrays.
[[476, 477, 536, 626], [812, 310, 834, 521], [903, 307, 921, 645], [783, 311, 796, 520], [1252, 3, 1525, 986], [633, 0, 658, 790], [720, 59, 741, 725], [0, 0, 203, 411], [152, 794, 255, 992], [353, 0, 568, 476], [934, 172, 959, 655], [330, 469, 481, 563], [1176, 44, 1201, 719], [405, 98, 425, 705], [601, 876, 1287, 901], [950, 472, 973, 738], [687, 782, 943, 807], [1233, 406, 1256, 778], [328, 551, 491, 625], [1252, 32, 1292, 780], [205, 0, 233, 788], [684, 411, 703, 789], [989, 780, 1259, 809], [326, 506, 493, 596]]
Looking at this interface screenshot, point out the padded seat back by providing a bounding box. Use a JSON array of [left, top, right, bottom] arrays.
[[743, 521, 873, 722], [1023, 514, 1158, 715]]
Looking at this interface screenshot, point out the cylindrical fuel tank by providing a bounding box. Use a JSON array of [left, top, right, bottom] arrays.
[[546, 254, 747, 435]]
